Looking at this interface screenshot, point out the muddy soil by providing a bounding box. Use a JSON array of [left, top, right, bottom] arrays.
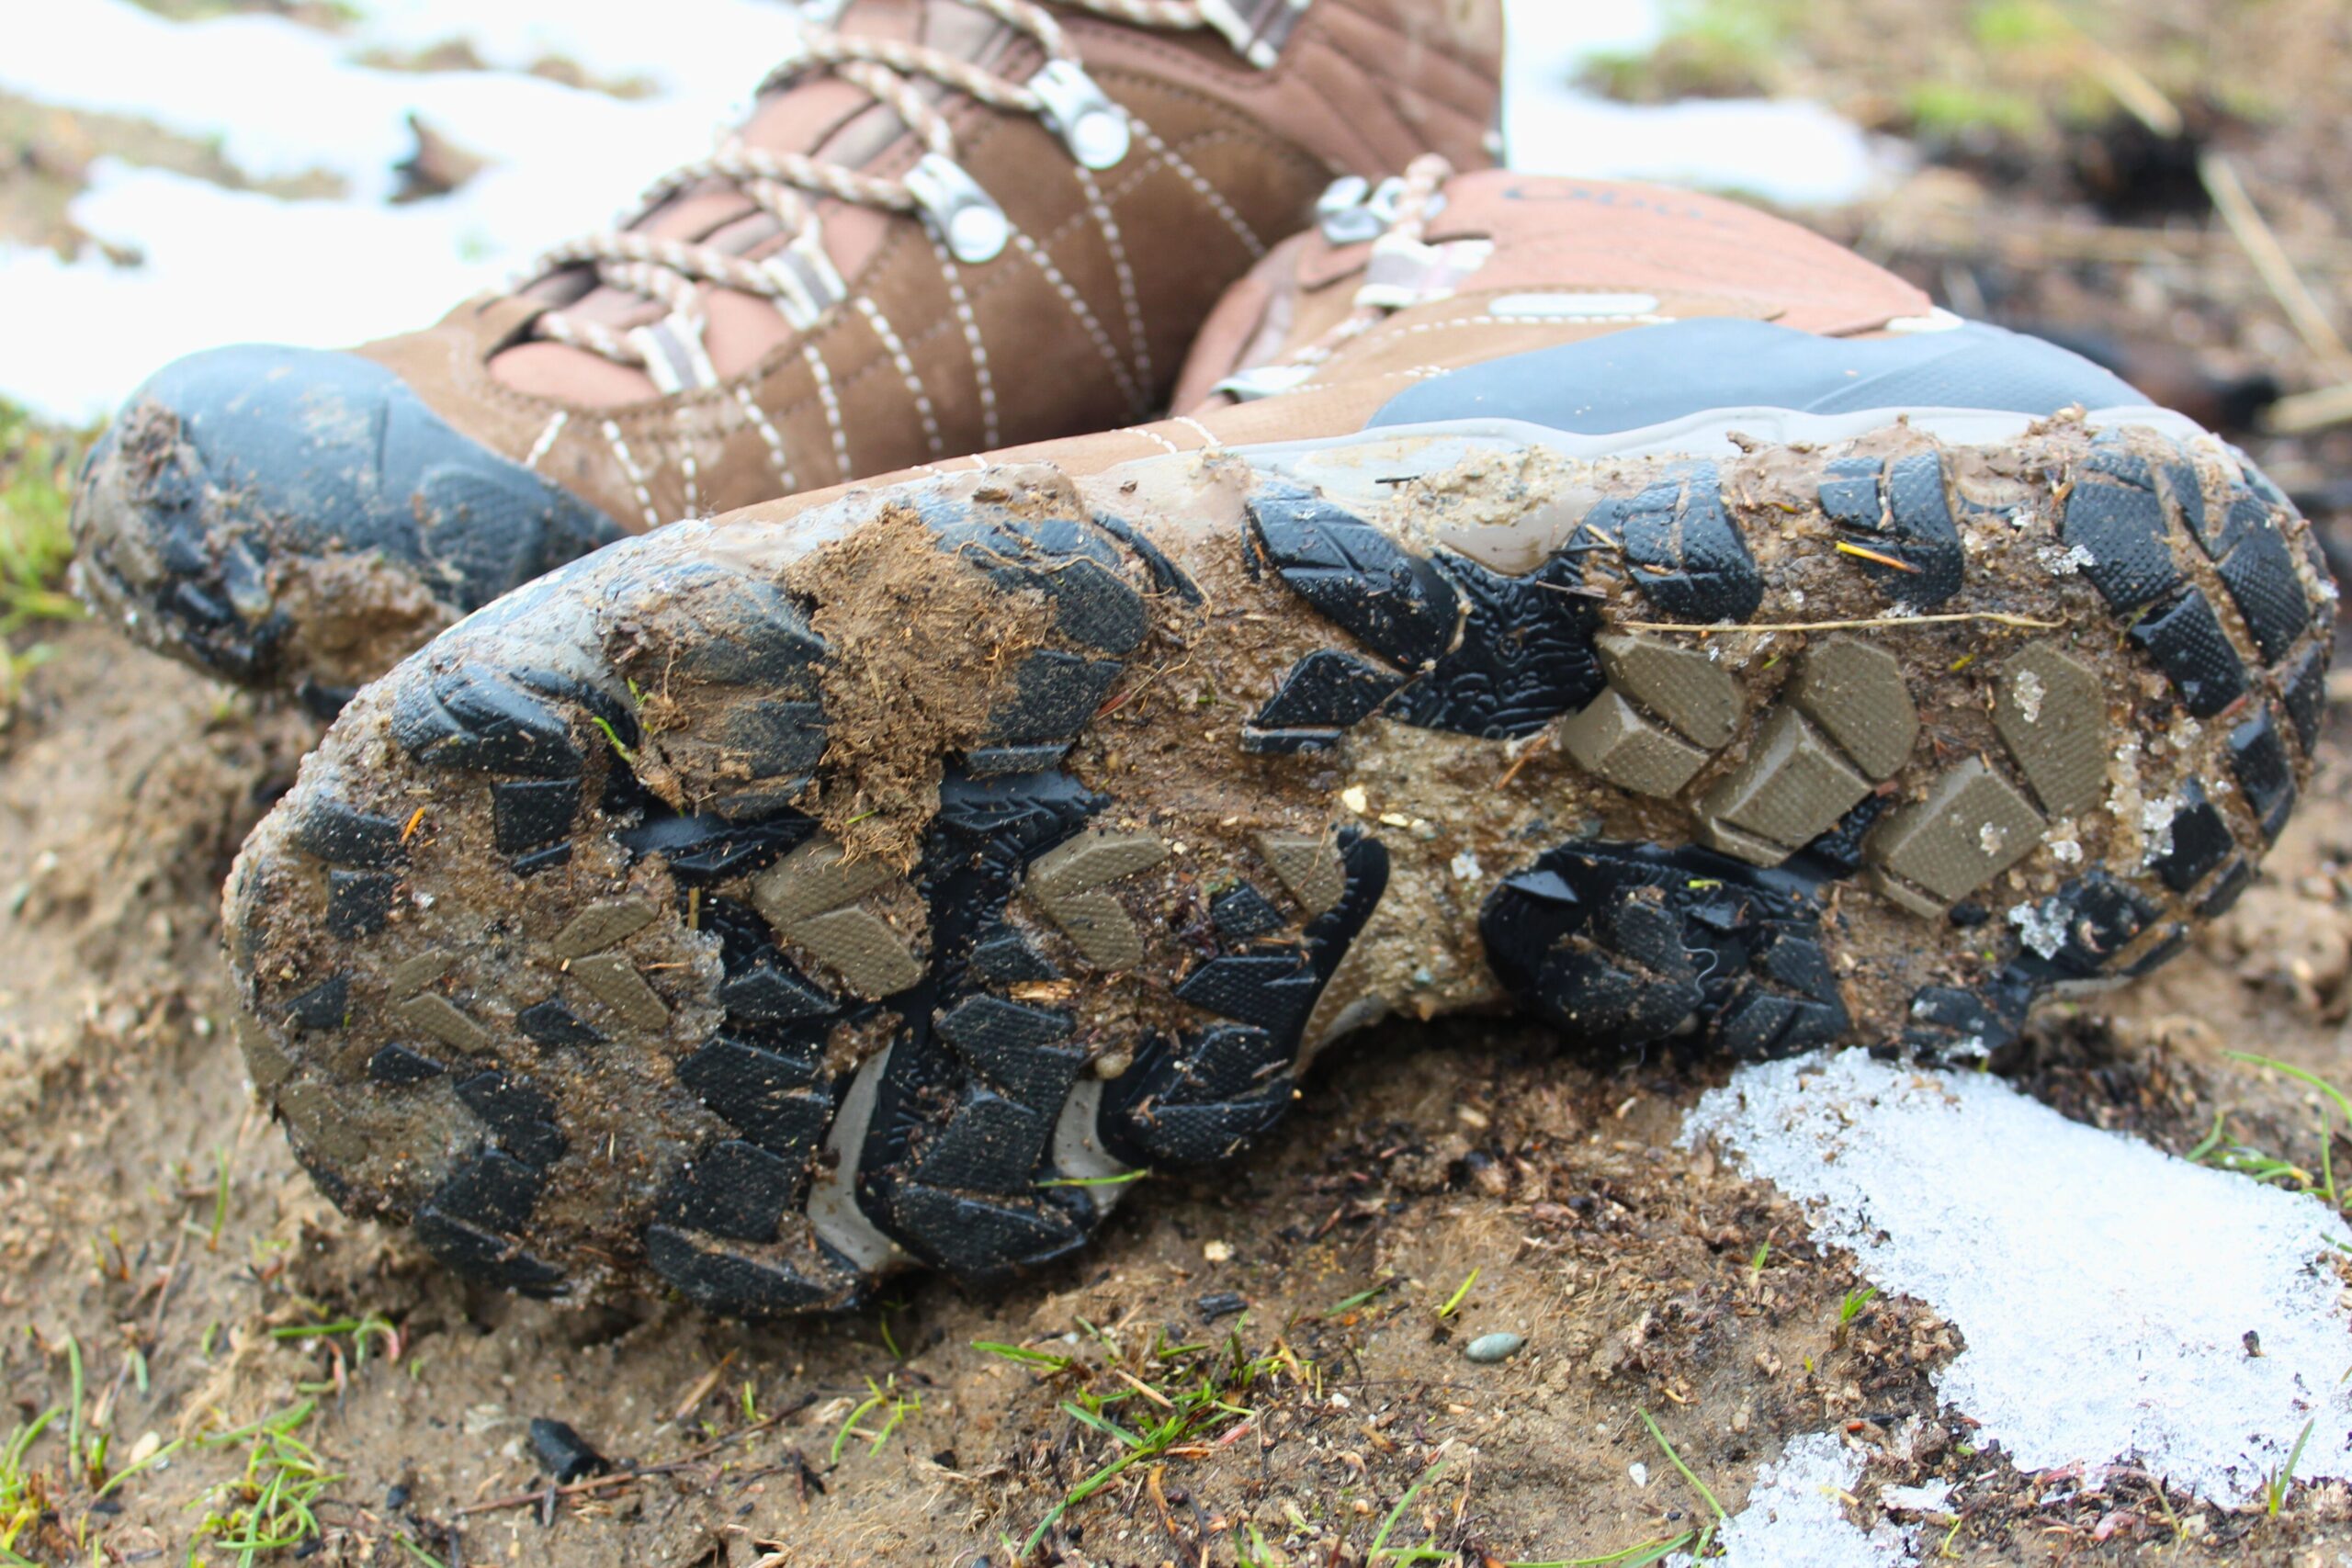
[[5, 610, 2352, 1568]]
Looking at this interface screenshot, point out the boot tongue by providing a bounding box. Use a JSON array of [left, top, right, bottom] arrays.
[[493, 0, 1028, 400], [739, 0, 1012, 182]]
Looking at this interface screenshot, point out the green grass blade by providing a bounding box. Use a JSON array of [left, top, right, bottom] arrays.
[[1059, 1401, 1144, 1450], [1323, 1280, 1395, 1316], [2270, 1416, 2317, 1516], [93, 1435, 187, 1499], [1637, 1409, 1728, 1528], [1504, 1536, 1697, 1568], [1369, 1463, 1444, 1558], [2226, 1054, 2352, 1128], [1036, 1169, 1150, 1189], [973, 1341, 1073, 1371], [2185, 1110, 2229, 1164]]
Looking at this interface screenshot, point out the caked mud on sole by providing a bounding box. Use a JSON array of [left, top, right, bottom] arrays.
[[224, 409, 2334, 1314]]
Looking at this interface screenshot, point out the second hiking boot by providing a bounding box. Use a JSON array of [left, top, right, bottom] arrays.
[[226, 164, 2335, 1314], [71, 0, 1505, 711]]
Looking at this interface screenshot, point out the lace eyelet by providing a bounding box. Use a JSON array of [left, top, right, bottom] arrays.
[[908, 152, 1011, 265], [1030, 60, 1131, 171]]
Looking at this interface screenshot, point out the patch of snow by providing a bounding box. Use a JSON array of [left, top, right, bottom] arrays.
[[337, 0, 785, 98], [1685, 1051, 2352, 1506], [1878, 1480, 1953, 1516], [7, 166, 499, 419], [0, 0, 782, 195], [2011, 667, 2045, 724], [1677, 1432, 1916, 1568], [2007, 898, 2068, 959], [0, 0, 795, 418], [1502, 2, 1890, 208]]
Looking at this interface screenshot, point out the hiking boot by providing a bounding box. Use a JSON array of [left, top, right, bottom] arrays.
[[225, 162, 2335, 1314], [70, 0, 1505, 714]]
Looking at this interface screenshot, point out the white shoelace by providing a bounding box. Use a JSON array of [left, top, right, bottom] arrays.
[[525, 0, 1222, 379], [1213, 152, 1468, 402]]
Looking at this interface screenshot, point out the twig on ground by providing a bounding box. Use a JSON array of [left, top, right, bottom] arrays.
[[667, 1351, 739, 1425], [453, 1393, 818, 1519], [2200, 152, 2352, 375], [2266, 382, 2352, 436], [145, 1222, 189, 1348], [1619, 612, 2061, 636]]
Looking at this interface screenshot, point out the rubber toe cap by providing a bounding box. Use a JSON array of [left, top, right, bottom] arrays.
[[72, 344, 622, 703]]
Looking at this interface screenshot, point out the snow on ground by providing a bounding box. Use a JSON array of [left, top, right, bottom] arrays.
[[1679, 1432, 1920, 1568], [1685, 1050, 2352, 1510], [1502, 3, 1886, 208], [0, 0, 1889, 422], [0, 0, 787, 196], [0, 0, 792, 419]]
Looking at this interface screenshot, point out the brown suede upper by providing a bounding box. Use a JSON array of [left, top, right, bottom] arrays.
[[353, 0, 1505, 536], [719, 168, 1938, 529], [1168, 172, 1941, 409]]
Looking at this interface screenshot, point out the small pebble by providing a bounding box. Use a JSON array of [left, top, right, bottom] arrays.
[[1464, 1332, 1525, 1363]]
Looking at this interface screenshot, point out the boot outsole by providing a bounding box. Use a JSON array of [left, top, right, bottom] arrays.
[[225, 414, 2334, 1314], [70, 344, 622, 709]]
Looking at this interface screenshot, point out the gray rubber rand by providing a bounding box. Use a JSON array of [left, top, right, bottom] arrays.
[[223, 418, 2333, 1315], [1366, 318, 2150, 435], [72, 344, 624, 712]]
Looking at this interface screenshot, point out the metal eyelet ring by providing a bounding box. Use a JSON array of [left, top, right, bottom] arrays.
[[907, 152, 1011, 264], [1214, 364, 1317, 403], [1316, 175, 1385, 245], [1030, 60, 1131, 171]]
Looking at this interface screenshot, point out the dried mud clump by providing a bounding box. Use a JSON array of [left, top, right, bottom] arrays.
[[784, 501, 1050, 867]]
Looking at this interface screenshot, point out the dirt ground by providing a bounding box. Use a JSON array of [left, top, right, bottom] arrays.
[[10, 2, 2352, 1565], [6, 637, 2352, 1568]]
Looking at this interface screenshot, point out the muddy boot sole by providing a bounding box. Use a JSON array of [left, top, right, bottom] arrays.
[[225, 411, 2334, 1314], [71, 344, 624, 713]]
